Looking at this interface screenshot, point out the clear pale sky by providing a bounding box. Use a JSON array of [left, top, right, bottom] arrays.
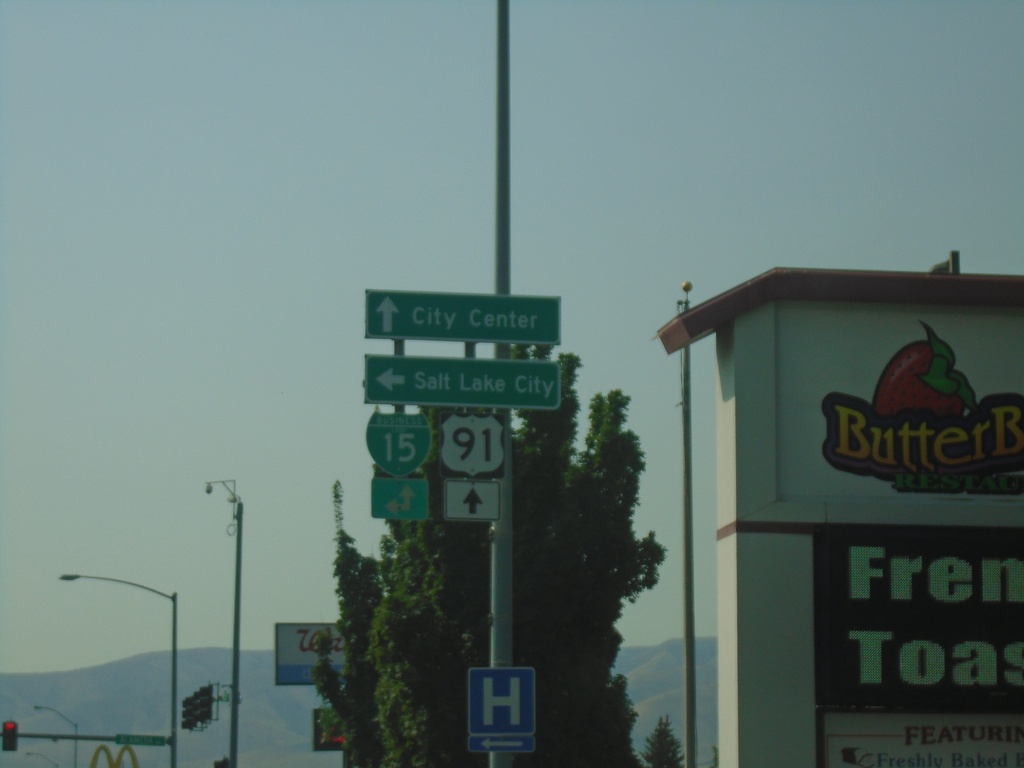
[[1, 0, 1021, 674]]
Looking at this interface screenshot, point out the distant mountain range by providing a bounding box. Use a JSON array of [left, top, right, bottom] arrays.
[[0, 639, 717, 768]]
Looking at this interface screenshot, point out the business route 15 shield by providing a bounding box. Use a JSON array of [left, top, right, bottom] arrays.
[[365, 412, 431, 477]]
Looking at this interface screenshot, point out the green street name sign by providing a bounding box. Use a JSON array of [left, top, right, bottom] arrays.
[[115, 734, 167, 747], [366, 290, 560, 344], [365, 355, 561, 410]]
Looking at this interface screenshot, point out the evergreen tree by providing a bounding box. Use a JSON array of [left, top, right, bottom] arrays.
[[317, 348, 665, 768], [640, 717, 684, 768]]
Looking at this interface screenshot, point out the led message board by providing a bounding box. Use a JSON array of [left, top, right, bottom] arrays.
[[816, 525, 1024, 710]]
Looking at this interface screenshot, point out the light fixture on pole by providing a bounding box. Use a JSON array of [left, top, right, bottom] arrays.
[[32, 705, 78, 768], [59, 574, 177, 768], [205, 479, 242, 768]]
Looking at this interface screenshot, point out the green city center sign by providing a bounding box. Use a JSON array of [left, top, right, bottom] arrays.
[[364, 355, 561, 410], [365, 290, 560, 345]]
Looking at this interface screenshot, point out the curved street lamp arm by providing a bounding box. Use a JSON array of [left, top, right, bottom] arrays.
[[32, 705, 77, 730], [60, 574, 174, 602]]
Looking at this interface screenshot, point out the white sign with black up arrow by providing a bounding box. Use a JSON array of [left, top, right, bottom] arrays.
[[444, 479, 501, 522]]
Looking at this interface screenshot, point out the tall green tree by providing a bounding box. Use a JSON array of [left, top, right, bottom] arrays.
[[513, 351, 663, 768], [640, 717, 685, 768], [317, 348, 665, 768], [312, 481, 385, 768]]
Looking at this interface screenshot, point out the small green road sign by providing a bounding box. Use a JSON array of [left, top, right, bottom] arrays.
[[115, 734, 167, 747], [365, 412, 432, 476], [366, 290, 560, 344], [371, 478, 429, 520], [364, 356, 560, 410]]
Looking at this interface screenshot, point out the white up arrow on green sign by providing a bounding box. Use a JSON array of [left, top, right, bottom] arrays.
[[366, 290, 560, 344], [365, 412, 431, 477], [365, 355, 560, 410]]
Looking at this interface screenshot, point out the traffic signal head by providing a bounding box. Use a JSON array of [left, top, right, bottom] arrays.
[[312, 709, 346, 752], [2, 720, 17, 751], [181, 694, 199, 731], [195, 684, 215, 724]]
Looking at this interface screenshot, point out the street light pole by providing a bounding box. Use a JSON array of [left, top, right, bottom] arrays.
[[32, 705, 78, 768], [206, 480, 242, 768], [677, 281, 697, 768], [59, 574, 177, 768]]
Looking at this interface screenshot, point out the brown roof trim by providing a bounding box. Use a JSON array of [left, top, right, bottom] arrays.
[[716, 520, 819, 540], [656, 267, 1024, 355]]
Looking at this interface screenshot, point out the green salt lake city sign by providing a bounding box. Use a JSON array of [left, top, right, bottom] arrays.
[[364, 355, 560, 410]]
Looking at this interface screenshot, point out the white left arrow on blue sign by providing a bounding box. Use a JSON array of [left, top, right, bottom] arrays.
[[468, 735, 536, 753]]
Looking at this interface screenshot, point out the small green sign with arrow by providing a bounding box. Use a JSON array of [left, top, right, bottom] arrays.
[[371, 478, 429, 520]]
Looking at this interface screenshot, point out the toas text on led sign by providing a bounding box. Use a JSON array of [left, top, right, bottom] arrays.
[[816, 525, 1024, 709]]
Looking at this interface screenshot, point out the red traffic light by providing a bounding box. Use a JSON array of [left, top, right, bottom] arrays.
[[2, 720, 17, 751], [312, 709, 346, 751]]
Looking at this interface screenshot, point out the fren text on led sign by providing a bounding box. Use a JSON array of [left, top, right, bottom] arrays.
[[816, 525, 1024, 709]]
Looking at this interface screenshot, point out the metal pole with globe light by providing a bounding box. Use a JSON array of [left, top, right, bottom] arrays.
[[677, 281, 697, 768], [59, 574, 177, 768], [206, 480, 242, 768], [32, 705, 77, 768]]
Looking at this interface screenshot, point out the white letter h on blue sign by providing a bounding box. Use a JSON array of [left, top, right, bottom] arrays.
[[468, 667, 535, 736], [483, 677, 520, 726]]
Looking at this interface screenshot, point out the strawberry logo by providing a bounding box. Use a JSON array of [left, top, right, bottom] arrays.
[[822, 321, 1024, 495], [871, 322, 978, 417]]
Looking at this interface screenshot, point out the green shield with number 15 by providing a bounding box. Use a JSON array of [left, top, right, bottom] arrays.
[[365, 412, 432, 477]]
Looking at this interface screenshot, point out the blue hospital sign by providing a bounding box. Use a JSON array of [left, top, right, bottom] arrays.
[[467, 667, 536, 753]]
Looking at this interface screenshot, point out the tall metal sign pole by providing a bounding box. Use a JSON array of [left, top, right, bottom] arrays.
[[492, 1, 513, 767]]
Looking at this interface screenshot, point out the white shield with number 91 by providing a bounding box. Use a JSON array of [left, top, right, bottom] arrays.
[[439, 413, 505, 478]]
